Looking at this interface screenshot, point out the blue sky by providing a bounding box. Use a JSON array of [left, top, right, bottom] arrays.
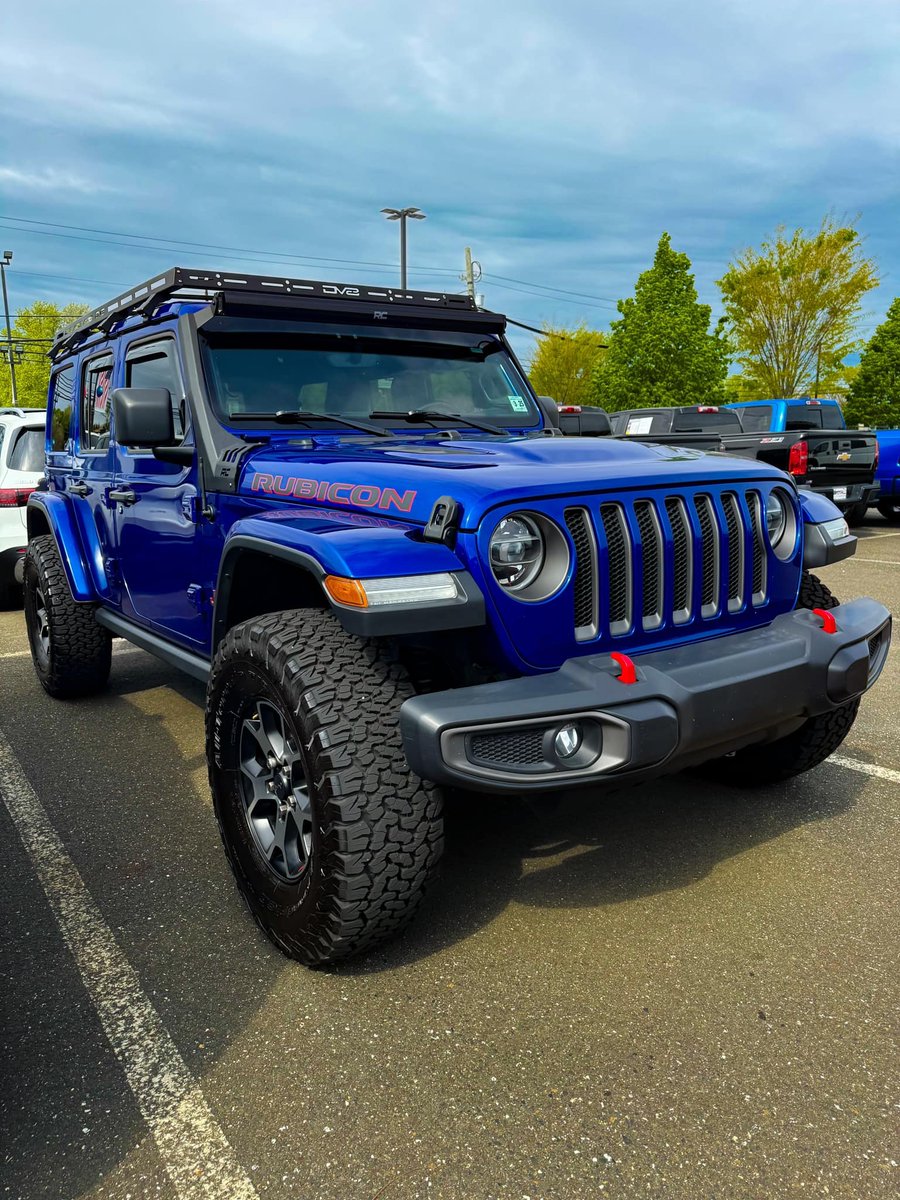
[[2, 0, 898, 363]]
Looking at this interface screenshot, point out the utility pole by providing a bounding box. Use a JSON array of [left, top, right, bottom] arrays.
[[1, 251, 18, 406], [814, 341, 822, 399], [381, 207, 426, 290], [462, 247, 482, 305]]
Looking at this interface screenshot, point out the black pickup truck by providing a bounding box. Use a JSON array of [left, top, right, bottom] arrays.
[[609, 405, 879, 526]]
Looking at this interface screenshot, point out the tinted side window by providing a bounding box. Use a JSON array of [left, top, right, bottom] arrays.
[[125, 341, 184, 438], [9, 428, 45, 472], [672, 410, 742, 432], [80, 356, 114, 451], [735, 405, 774, 432], [50, 366, 75, 452]]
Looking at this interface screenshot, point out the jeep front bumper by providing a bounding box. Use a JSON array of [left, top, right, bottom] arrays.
[[399, 598, 891, 793]]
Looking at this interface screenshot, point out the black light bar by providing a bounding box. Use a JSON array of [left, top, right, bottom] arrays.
[[52, 267, 479, 359]]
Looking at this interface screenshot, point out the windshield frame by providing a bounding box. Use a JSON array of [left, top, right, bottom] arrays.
[[198, 323, 542, 435]]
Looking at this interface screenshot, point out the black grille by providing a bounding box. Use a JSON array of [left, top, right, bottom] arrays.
[[665, 497, 691, 617], [469, 728, 546, 767], [868, 631, 882, 659], [695, 496, 718, 610], [600, 504, 630, 626], [565, 507, 596, 635], [722, 493, 743, 608], [635, 500, 662, 623]]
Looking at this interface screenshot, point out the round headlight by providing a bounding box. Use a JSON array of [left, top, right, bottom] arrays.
[[765, 491, 788, 546], [490, 513, 544, 590]]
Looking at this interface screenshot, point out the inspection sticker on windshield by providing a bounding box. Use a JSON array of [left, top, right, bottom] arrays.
[[626, 416, 653, 435], [508, 396, 528, 412]]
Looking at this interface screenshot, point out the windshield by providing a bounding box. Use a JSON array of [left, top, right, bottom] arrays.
[[201, 329, 539, 431]]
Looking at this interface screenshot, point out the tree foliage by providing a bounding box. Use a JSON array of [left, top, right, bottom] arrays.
[[717, 218, 878, 399], [0, 301, 88, 409], [592, 233, 729, 410], [527, 323, 608, 407], [843, 297, 900, 428]]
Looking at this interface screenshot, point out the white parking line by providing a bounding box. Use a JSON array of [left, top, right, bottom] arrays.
[[829, 753, 900, 786], [853, 558, 900, 566], [0, 730, 258, 1200], [858, 531, 900, 541]]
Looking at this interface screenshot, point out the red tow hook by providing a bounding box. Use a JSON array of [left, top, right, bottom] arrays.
[[812, 608, 838, 634], [610, 651, 638, 684]]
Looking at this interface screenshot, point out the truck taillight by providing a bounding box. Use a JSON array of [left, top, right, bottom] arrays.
[[697, 406, 719, 413], [874, 440, 879, 469], [0, 487, 35, 507], [557, 405, 582, 413], [788, 441, 808, 477]]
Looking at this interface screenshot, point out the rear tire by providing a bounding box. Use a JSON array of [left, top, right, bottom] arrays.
[[23, 535, 112, 698], [206, 608, 444, 965], [876, 499, 900, 523], [844, 501, 868, 527], [697, 572, 859, 786]]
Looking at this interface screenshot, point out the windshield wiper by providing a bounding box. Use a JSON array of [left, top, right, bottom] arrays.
[[228, 410, 391, 437], [370, 408, 504, 435]]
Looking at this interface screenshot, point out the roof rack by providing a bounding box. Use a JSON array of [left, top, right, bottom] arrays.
[[52, 267, 480, 360]]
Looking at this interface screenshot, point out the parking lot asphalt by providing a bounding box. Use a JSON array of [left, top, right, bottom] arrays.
[[1, 516, 898, 1200]]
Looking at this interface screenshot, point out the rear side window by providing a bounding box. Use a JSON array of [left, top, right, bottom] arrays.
[[8, 428, 44, 472], [80, 355, 114, 451], [50, 365, 75, 452], [820, 405, 845, 430], [125, 340, 184, 439], [735, 405, 774, 432]]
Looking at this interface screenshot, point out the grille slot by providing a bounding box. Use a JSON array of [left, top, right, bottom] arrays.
[[469, 728, 547, 768], [722, 492, 745, 612], [634, 500, 663, 629], [665, 496, 692, 623], [565, 507, 598, 640], [748, 491, 767, 602], [599, 503, 632, 634], [694, 495, 720, 616]]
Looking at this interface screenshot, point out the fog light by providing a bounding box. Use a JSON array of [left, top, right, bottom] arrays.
[[554, 723, 582, 759]]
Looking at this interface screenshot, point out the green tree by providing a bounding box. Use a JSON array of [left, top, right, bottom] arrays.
[[843, 298, 900, 428], [527, 323, 608, 406], [717, 218, 879, 399], [592, 233, 729, 410], [0, 301, 89, 409]]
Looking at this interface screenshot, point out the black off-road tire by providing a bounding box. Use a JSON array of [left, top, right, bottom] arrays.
[[876, 499, 900, 523], [698, 572, 859, 786], [206, 608, 444, 965], [844, 501, 869, 527], [23, 535, 112, 698]]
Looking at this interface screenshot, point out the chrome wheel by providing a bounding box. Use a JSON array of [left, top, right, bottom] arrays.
[[239, 699, 312, 882]]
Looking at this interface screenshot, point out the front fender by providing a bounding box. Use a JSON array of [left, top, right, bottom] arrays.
[[214, 509, 484, 642], [26, 493, 107, 602], [798, 488, 857, 569]]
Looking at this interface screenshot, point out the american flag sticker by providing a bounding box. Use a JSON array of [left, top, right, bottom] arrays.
[[94, 369, 111, 413]]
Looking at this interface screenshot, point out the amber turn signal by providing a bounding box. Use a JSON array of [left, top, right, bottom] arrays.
[[323, 575, 369, 608]]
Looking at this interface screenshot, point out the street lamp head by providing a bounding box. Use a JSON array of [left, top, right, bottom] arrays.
[[381, 208, 401, 220], [381, 207, 426, 221], [1, 251, 11, 264]]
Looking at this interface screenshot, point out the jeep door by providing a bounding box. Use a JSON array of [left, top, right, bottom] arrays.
[[69, 351, 121, 605], [111, 335, 212, 649]]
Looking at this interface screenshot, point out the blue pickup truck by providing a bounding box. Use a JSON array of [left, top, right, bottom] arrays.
[[24, 269, 892, 964], [874, 429, 900, 521]]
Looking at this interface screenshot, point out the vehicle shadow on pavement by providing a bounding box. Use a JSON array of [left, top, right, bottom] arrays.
[[341, 766, 866, 974]]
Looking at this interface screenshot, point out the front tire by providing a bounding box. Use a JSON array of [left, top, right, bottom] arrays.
[[876, 499, 900, 523], [698, 573, 859, 786], [206, 609, 444, 965], [23, 535, 111, 698]]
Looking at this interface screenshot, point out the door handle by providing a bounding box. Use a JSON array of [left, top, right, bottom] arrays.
[[69, 481, 91, 497], [107, 487, 138, 506]]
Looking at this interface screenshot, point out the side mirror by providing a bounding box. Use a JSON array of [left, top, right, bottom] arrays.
[[111, 388, 175, 448], [535, 395, 560, 429], [557, 405, 612, 437]]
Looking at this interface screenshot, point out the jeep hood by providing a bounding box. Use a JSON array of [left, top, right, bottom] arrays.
[[237, 434, 791, 528]]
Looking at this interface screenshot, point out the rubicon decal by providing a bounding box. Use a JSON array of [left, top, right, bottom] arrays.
[[250, 473, 417, 513]]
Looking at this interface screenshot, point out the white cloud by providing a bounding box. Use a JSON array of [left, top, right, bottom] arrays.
[[0, 166, 122, 196]]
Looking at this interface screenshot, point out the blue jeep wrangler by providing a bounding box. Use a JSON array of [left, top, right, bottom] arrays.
[[25, 269, 891, 964]]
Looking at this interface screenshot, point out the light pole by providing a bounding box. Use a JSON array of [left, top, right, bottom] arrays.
[[1, 251, 18, 406], [381, 207, 426, 290]]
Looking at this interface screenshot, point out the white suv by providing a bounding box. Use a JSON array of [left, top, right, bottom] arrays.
[[0, 407, 46, 606]]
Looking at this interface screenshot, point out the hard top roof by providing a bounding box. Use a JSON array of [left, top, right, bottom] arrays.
[[51, 267, 494, 362]]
